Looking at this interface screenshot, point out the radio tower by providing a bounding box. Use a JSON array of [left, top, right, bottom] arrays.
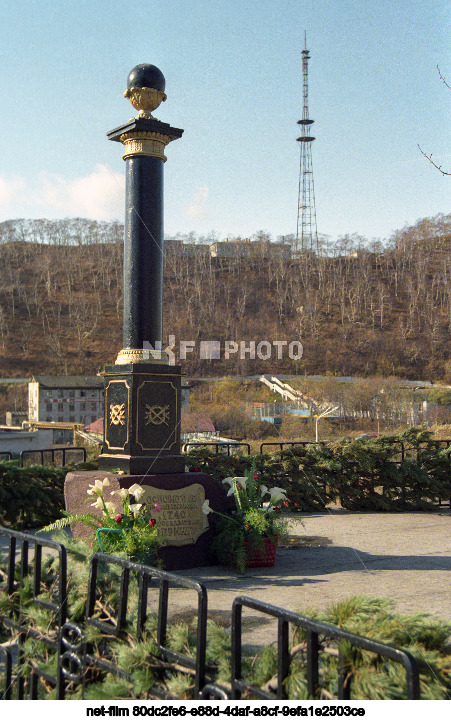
[[296, 32, 318, 254]]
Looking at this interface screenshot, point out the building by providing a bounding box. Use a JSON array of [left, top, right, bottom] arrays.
[[0, 428, 53, 458], [181, 411, 216, 444], [28, 376, 104, 427]]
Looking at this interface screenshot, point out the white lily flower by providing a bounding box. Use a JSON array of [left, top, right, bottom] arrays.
[[222, 477, 235, 487], [129, 483, 145, 500], [269, 487, 287, 503], [260, 485, 269, 497], [103, 502, 117, 516], [102, 478, 110, 487], [202, 499, 213, 515], [111, 488, 129, 500], [234, 477, 247, 489], [87, 478, 105, 496], [90, 496, 103, 509], [129, 503, 143, 514], [226, 486, 236, 497]]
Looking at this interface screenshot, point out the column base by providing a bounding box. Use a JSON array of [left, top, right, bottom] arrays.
[[98, 453, 185, 475]]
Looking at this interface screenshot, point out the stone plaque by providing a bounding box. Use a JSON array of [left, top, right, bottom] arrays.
[[140, 484, 209, 546]]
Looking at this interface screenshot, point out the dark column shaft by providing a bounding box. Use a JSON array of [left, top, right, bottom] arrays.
[[123, 156, 164, 350]]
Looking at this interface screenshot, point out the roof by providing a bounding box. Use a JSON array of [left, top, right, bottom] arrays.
[[84, 418, 104, 434], [31, 375, 103, 389], [181, 412, 216, 433]]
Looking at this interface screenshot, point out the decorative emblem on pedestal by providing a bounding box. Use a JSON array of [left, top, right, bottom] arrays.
[[145, 404, 170, 426], [110, 403, 126, 426]]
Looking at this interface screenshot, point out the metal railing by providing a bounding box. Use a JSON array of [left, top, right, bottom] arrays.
[[0, 452, 13, 461], [0, 528, 68, 699], [0, 527, 422, 701], [19, 447, 87, 467], [85, 553, 208, 699], [231, 596, 420, 700], [183, 442, 251, 456], [260, 441, 326, 455]]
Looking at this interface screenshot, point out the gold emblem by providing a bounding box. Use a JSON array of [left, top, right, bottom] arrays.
[[110, 403, 126, 426], [145, 404, 169, 426]]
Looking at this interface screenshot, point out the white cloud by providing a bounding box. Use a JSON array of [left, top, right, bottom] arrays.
[[0, 165, 124, 221], [0, 176, 25, 207], [35, 164, 125, 220], [184, 186, 209, 220]]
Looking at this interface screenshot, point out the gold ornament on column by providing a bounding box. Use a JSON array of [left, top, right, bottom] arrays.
[[124, 86, 167, 119]]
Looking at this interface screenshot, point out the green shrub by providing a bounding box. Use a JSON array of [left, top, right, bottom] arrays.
[[185, 429, 450, 512], [0, 461, 67, 529]]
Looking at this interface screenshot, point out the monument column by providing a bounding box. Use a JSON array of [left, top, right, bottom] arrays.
[[66, 64, 233, 569], [108, 63, 183, 363], [97, 64, 184, 475]]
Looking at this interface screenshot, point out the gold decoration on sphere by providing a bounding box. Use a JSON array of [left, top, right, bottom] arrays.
[[124, 86, 167, 119]]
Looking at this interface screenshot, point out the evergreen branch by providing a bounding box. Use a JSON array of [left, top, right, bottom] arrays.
[[38, 511, 103, 533]]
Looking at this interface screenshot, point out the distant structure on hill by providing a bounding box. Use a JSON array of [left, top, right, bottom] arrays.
[[165, 237, 291, 259], [296, 32, 319, 255]]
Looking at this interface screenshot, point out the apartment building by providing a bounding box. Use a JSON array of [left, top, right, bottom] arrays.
[[28, 376, 104, 427]]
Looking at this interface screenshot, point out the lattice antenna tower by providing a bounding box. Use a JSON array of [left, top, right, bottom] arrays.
[[296, 32, 318, 254]]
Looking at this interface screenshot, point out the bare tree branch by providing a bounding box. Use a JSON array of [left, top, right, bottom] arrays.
[[437, 65, 451, 92], [418, 66, 450, 175], [417, 144, 451, 176]]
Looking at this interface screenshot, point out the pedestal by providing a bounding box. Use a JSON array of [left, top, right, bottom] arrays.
[[98, 362, 185, 475], [65, 470, 234, 570]]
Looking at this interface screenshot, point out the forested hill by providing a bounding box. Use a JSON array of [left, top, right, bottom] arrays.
[[0, 214, 450, 381]]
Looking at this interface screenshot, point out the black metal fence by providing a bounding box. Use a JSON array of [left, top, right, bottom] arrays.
[[231, 596, 420, 700], [183, 442, 251, 456], [0, 527, 422, 701], [0, 527, 68, 699], [20, 447, 87, 467], [0, 448, 87, 467], [260, 441, 326, 455]]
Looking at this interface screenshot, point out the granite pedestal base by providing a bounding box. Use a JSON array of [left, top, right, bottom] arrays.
[[98, 362, 185, 476], [65, 471, 234, 571]]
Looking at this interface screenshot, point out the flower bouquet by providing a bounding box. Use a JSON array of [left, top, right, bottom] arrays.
[[202, 466, 288, 573], [39, 478, 162, 564]]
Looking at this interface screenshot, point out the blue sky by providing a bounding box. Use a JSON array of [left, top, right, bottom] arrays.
[[0, 0, 449, 243]]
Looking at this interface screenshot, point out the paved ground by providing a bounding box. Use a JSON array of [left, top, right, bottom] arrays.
[[160, 509, 451, 646], [1, 509, 450, 648]]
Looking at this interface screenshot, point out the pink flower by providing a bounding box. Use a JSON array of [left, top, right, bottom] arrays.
[[149, 518, 156, 527], [153, 503, 162, 513], [190, 466, 202, 472], [114, 514, 122, 523], [253, 472, 259, 480]]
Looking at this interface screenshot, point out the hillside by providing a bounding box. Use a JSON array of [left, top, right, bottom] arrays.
[[0, 214, 450, 382]]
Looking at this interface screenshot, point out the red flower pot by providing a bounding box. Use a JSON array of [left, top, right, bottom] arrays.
[[245, 536, 278, 567]]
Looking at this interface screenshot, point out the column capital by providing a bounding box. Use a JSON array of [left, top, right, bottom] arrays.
[[107, 117, 183, 161]]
